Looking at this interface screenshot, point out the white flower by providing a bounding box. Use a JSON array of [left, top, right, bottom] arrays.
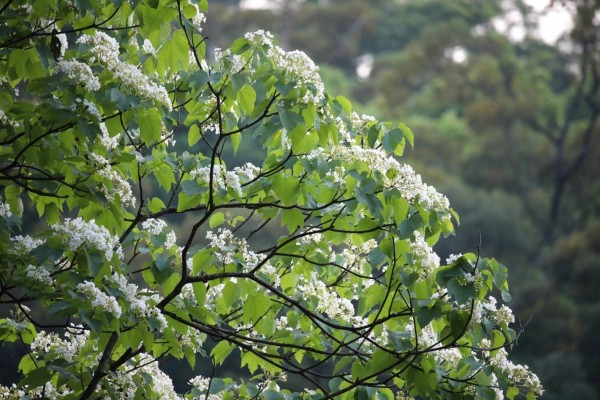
[[142, 218, 167, 235], [409, 232, 440, 276], [77, 32, 172, 110], [31, 326, 89, 363], [57, 60, 101, 91], [267, 46, 325, 104], [245, 30, 274, 48], [9, 235, 44, 255], [56, 33, 68, 58], [192, 11, 206, 32], [297, 273, 358, 323], [75, 281, 122, 317], [99, 122, 118, 149], [446, 253, 463, 264], [164, 230, 177, 249], [491, 348, 544, 396], [305, 145, 450, 214], [89, 153, 136, 207], [142, 39, 156, 56], [230, 54, 245, 73], [53, 217, 122, 260], [25, 265, 54, 286], [82, 98, 101, 118], [190, 162, 260, 197], [0, 202, 11, 217], [0, 107, 20, 128]]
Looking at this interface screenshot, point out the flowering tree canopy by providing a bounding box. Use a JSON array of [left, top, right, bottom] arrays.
[[0, 1, 542, 399]]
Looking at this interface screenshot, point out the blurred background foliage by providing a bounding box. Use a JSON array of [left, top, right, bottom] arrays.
[[203, 0, 600, 397]]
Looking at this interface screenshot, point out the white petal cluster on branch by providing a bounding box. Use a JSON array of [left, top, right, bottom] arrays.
[[77, 32, 172, 110], [57, 60, 101, 91], [53, 217, 122, 260], [89, 152, 136, 207]]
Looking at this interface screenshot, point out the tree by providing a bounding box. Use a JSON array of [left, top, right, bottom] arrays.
[[0, 1, 542, 399]]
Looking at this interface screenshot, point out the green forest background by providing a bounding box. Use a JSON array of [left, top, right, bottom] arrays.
[[202, 0, 600, 398]]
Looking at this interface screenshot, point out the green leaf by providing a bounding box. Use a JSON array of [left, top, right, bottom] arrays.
[[230, 132, 242, 155], [399, 212, 423, 238], [399, 123, 414, 147], [241, 351, 262, 374], [242, 291, 270, 323], [506, 386, 519, 400], [448, 311, 470, 341], [148, 197, 166, 213], [209, 212, 225, 228], [335, 95, 352, 115], [19, 367, 53, 389], [211, 340, 234, 365], [139, 109, 163, 143], [238, 84, 256, 115], [355, 187, 382, 218], [281, 208, 304, 233], [156, 29, 189, 73], [271, 174, 300, 206], [382, 128, 406, 156], [188, 124, 201, 146], [289, 124, 318, 154]]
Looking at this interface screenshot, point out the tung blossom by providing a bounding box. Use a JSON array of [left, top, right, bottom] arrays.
[[53, 217, 122, 260], [77, 32, 172, 110]]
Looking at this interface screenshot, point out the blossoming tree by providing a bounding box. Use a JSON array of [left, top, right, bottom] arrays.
[[0, 0, 542, 399]]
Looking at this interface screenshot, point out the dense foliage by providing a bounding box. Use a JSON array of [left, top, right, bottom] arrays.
[[0, 1, 543, 399], [202, 1, 600, 397]]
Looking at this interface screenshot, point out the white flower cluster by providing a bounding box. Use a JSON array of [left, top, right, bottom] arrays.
[[244, 30, 274, 47], [0, 202, 10, 217], [338, 239, 377, 272], [446, 253, 463, 264], [142, 218, 167, 235], [111, 273, 167, 329], [192, 10, 206, 32], [0, 382, 73, 399], [403, 320, 461, 367], [491, 348, 544, 396], [0, 107, 20, 128], [77, 32, 172, 110], [409, 232, 440, 277], [99, 122, 118, 149], [206, 228, 273, 276], [395, 392, 415, 400], [296, 231, 324, 248], [297, 273, 360, 324], [269, 48, 324, 105], [189, 375, 226, 400], [306, 145, 450, 214], [142, 39, 156, 57], [349, 112, 377, 131], [56, 33, 68, 59], [89, 152, 136, 207], [164, 230, 178, 249], [472, 296, 515, 325], [190, 162, 260, 196], [75, 98, 101, 119], [25, 265, 54, 286], [204, 283, 224, 312], [9, 235, 44, 255], [75, 281, 122, 318], [99, 353, 179, 400], [244, 29, 324, 104], [57, 60, 101, 91], [490, 373, 504, 400], [31, 326, 90, 363], [53, 217, 123, 260]]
